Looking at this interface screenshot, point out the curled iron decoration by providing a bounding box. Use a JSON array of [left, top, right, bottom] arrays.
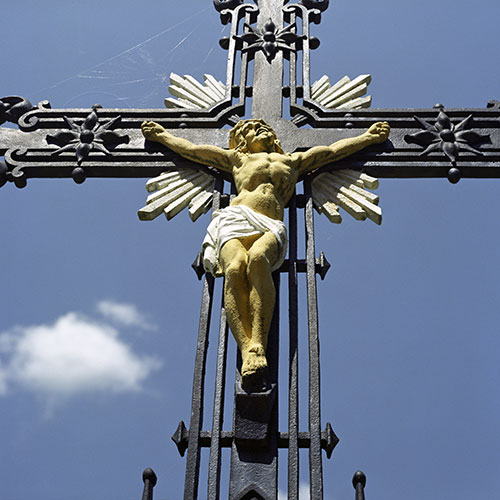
[[299, 0, 330, 12], [4, 148, 29, 189], [0, 96, 33, 126], [16, 100, 52, 131], [46, 105, 129, 167], [0, 159, 7, 188], [234, 18, 305, 61], [213, 0, 245, 12]]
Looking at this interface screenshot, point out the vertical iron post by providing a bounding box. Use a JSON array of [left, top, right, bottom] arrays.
[[251, 0, 285, 122], [183, 177, 224, 500], [288, 192, 300, 500], [304, 179, 324, 500], [207, 300, 229, 500]]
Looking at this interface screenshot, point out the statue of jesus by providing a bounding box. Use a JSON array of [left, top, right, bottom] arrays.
[[142, 118, 389, 389]]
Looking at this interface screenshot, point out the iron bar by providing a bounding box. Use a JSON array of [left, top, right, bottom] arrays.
[[304, 179, 324, 500], [181, 429, 335, 451], [300, 8, 312, 101], [287, 9, 298, 106], [183, 179, 223, 500], [207, 300, 229, 500], [192, 256, 330, 281], [228, 274, 280, 500], [237, 10, 252, 107], [251, 1, 284, 123], [223, 7, 239, 99], [288, 192, 300, 500], [183, 273, 215, 500]]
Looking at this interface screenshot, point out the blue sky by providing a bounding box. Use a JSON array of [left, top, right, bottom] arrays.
[[1, 1, 499, 499]]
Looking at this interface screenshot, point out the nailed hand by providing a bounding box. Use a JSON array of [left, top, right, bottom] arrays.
[[141, 120, 166, 141], [365, 121, 390, 144]]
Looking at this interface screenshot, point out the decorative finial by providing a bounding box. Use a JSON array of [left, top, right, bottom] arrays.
[[352, 470, 366, 488], [142, 468, 158, 486]]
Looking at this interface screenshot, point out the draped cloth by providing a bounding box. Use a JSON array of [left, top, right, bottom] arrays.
[[202, 205, 288, 277]]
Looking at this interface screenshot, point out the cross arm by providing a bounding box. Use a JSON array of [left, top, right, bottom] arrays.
[[2, 97, 500, 189], [285, 102, 500, 182], [0, 100, 234, 188]]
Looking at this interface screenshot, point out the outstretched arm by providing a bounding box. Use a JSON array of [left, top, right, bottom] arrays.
[[293, 122, 390, 176], [142, 121, 234, 173]]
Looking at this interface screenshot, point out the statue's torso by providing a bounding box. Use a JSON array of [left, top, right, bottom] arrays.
[[231, 152, 299, 220]]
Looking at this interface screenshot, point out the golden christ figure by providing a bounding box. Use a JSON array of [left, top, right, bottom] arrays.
[[142, 119, 390, 389]]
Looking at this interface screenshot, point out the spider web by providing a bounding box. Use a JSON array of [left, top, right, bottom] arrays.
[[31, 8, 229, 110]]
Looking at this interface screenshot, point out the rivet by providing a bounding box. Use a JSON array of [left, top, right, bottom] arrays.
[[447, 167, 461, 184]]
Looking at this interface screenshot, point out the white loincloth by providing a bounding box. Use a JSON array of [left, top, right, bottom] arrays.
[[202, 205, 287, 277]]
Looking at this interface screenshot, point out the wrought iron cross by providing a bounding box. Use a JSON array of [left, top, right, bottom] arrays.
[[1, 1, 499, 500]]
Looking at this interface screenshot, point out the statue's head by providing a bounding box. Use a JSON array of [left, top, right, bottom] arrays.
[[229, 119, 285, 154]]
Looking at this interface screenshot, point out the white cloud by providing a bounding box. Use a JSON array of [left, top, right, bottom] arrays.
[[279, 483, 311, 500], [0, 366, 7, 395], [96, 300, 157, 330], [279, 483, 336, 500], [0, 311, 161, 400]]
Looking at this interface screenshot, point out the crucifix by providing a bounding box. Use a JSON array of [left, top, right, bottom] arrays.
[[1, 1, 499, 500]]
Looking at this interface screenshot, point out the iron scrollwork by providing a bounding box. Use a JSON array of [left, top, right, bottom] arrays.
[[213, 0, 331, 12], [299, 0, 329, 12], [0, 159, 7, 188], [0, 96, 33, 126], [297, 0, 330, 25], [213, 0, 245, 12]]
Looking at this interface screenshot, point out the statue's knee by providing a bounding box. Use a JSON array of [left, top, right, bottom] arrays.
[[224, 254, 246, 281], [247, 251, 270, 276]]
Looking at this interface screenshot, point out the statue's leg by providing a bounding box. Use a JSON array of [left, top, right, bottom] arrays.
[[219, 238, 252, 356], [245, 231, 279, 374]]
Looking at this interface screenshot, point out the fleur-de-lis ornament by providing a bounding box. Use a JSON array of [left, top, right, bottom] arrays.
[[235, 18, 305, 62]]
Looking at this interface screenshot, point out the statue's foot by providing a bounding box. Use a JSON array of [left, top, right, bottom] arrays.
[[241, 345, 269, 392]]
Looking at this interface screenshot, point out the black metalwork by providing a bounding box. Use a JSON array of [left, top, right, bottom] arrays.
[[193, 253, 331, 280], [352, 471, 366, 500], [171, 426, 338, 453], [287, 191, 300, 500], [404, 106, 491, 164], [304, 179, 324, 500], [213, 0, 244, 13], [142, 468, 158, 500], [234, 18, 304, 61], [174, 181, 339, 500], [207, 295, 229, 499], [2, 1, 500, 499], [0, 159, 7, 189], [0, 96, 33, 125], [229, 273, 280, 500], [46, 104, 129, 167], [299, 0, 329, 12]]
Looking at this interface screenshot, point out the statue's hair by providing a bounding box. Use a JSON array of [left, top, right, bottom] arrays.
[[228, 119, 285, 154]]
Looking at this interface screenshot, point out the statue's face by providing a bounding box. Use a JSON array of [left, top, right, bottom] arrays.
[[241, 121, 276, 153]]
